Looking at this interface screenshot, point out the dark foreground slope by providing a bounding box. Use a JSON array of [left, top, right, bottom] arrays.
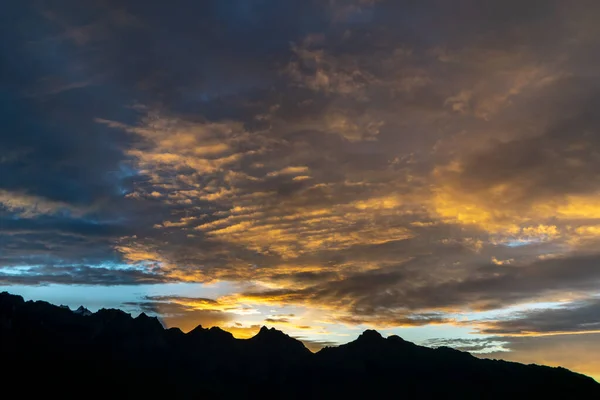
[[1, 292, 598, 399]]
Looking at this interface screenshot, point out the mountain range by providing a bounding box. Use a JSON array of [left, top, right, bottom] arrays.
[[1, 291, 598, 399]]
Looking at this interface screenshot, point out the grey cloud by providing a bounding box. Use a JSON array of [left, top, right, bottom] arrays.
[[336, 311, 450, 328], [449, 94, 600, 209], [0, 265, 172, 286], [269, 271, 340, 284], [479, 298, 600, 335], [402, 254, 600, 310], [143, 295, 221, 306], [264, 317, 291, 324], [0, 230, 121, 268], [242, 252, 600, 319]]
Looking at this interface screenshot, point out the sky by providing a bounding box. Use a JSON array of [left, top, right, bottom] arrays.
[[2, 0, 600, 380]]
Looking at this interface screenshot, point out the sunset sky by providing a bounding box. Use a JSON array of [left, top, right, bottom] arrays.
[[2, 0, 600, 380]]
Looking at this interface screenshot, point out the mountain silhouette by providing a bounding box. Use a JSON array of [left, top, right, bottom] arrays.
[[1, 292, 598, 399]]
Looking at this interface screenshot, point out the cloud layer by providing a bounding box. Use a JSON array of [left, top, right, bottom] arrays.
[[2, 0, 600, 379]]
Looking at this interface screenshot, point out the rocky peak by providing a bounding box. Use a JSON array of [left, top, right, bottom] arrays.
[[356, 329, 384, 342], [74, 306, 92, 316]]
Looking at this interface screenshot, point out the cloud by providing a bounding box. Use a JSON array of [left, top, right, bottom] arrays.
[[424, 337, 509, 354], [0, 190, 84, 218], [403, 254, 600, 311], [266, 166, 310, 177], [286, 41, 374, 99], [477, 298, 600, 335], [264, 317, 292, 324], [233, 251, 600, 323], [0, 265, 172, 286], [432, 94, 600, 234], [4, 0, 600, 380]]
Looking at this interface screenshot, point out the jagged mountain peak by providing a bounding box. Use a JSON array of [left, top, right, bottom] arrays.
[[254, 325, 288, 338], [188, 324, 204, 333], [248, 326, 311, 358], [74, 305, 92, 316], [356, 329, 383, 342], [187, 324, 235, 341]]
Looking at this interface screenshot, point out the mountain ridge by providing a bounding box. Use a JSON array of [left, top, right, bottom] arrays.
[[1, 291, 598, 399]]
